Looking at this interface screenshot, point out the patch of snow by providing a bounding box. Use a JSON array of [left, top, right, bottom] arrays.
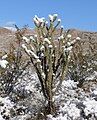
[[2, 54, 8, 59], [41, 53, 44, 57], [70, 39, 76, 45], [22, 44, 27, 50], [49, 45, 53, 48], [61, 26, 64, 29], [59, 103, 80, 119], [0, 59, 8, 68], [22, 44, 38, 58], [47, 114, 67, 120], [0, 115, 4, 120], [0, 97, 14, 119], [58, 34, 64, 40], [64, 46, 73, 52], [34, 34, 37, 38], [34, 15, 45, 26], [22, 36, 30, 44], [62, 80, 77, 89], [48, 15, 54, 21], [76, 37, 81, 40], [93, 89, 97, 95], [30, 36, 35, 42], [67, 34, 71, 38], [36, 59, 41, 63], [41, 72, 45, 79], [67, 42, 71, 46], [58, 19, 61, 22], [83, 99, 97, 116], [44, 38, 51, 44], [94, 71, 97, 76], [46, 21, 48, 25], [48, 14, 58, 22], [86, 72, 96, 80], [0, 97, 14, 107], [53, 14, 58, 18]]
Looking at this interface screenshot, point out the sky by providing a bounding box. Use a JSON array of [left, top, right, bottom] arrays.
[[0, 0, 97, 32]]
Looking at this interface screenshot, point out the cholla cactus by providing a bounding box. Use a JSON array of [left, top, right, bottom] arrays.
[[21, 14, 76, 114]]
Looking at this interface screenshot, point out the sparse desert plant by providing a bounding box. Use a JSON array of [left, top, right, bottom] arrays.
[[0, 29, 30, 98], [68, 37, 97, 88], [15, 14, 77, 115]]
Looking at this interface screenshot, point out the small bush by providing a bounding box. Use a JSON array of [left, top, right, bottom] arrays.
[[0, 29, 30, 98], [68, 37, 97, 88]]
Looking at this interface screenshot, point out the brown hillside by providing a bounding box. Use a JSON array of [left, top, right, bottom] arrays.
[[0, 27, 11, 34], [0, 27, 97, 54]]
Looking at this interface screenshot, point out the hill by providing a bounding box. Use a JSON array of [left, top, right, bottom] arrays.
[[0, 27, 97, 53]]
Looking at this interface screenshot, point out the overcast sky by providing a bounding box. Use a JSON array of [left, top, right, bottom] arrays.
[[0, 0, 97, 32]]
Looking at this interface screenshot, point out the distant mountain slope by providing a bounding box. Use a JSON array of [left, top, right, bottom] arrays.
[[0, 27, 12, 34], [0, 27, 97, 53]]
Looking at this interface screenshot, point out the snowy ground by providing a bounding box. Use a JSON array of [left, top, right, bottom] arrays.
[[48, 79, 97, 120], [0, 69, 97, 120]]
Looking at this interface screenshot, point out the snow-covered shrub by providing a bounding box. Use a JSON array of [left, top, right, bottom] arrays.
[[0, 31, 30, 97], [0, 96, 14, 119], [0, 95, 33, 120], [83, 98, 97, 118], [15, 14, 77, 115], [68, 39, 97, 89]]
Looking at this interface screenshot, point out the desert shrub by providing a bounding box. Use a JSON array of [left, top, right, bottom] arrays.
[[68, 37, 97, 88], [0, 28, 30, 98], [15, 14, 77, 115]]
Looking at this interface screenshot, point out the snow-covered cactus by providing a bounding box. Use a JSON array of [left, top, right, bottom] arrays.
[[21, 14, 76, 115]]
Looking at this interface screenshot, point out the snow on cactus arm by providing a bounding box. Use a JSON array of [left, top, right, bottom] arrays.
[[76, 37, 81, 40], [43, 38, 51, 45], [34, 15, 45, 27], [48, 14, 58, 22], [22, 36, 30, 44], [30, 36, 35, 42], [67, 34, 72, 38], [64, 46, 73, 52], [22, 44, 38, 58], [33, 15, 40, 27], [58, 34, 64, 40], [53, 14, 58, 22], [53, 38, 75, 95], [48, 14, 54, 22]]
